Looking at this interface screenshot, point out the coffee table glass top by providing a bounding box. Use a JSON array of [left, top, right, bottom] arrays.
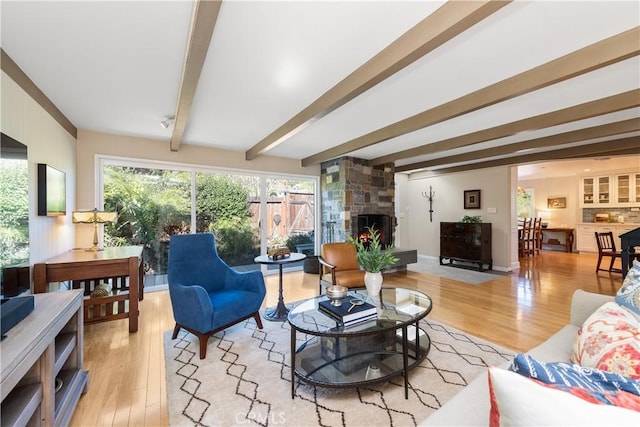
[[288, 287, 432, 335]]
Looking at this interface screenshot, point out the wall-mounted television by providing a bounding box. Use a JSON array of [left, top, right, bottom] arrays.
[[37, 163, 66, 216]]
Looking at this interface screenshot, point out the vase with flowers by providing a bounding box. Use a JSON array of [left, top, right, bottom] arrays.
[[348, 226, 399, 297]]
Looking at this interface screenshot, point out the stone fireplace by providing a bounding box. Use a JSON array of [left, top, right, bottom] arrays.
[[355, 214, 393, 248], [320, 157, 395, 244]]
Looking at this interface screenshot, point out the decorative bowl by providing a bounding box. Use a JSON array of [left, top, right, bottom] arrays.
[[326, 285, 348, 306]]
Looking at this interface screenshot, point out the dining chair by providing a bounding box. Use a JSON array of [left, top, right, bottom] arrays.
[[594, 231, 622, 273], [519, 218, 535, 257], [533, 217, 542, 255]]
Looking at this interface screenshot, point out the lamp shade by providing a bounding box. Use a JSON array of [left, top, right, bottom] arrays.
[[72, 209, 117, 224], [72, 208, 117, 251], [538, 210, 552, 221]]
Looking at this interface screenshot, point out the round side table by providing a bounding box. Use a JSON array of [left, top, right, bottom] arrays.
[[254, 252, 306, 321]]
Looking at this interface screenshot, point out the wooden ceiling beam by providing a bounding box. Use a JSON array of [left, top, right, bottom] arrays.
[[244, 0, 511, 160], [170, 0, 222, 152], [303, 26, 640, 166], [1, 49, 77, 138], [371, 90, 640, 165], [406, 136, 640, 175], [395, 118, 640, 172]]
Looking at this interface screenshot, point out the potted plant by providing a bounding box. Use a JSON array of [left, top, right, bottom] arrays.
[[348, 226, 399, 296], [461, 215, 482, 223]]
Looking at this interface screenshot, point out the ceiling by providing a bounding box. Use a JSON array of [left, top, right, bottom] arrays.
[[1, 1, 639, 178]]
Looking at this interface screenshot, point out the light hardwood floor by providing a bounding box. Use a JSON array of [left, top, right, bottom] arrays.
[[70, 250, 624, 426]]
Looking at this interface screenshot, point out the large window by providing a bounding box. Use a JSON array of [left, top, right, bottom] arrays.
[[263, 178, 315, 271], [0, 137, 29, 296], [517, 187, 535, 218], [195, 172, 260, 268], [103, 165, 191, 286], [99, 158, 318, 288]]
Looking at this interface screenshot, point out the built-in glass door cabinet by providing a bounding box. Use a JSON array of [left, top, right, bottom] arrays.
[[614, 173, 640, 206], [580, 175, 612, 207], [581, 177, 595, 205], [597, 176, 610, 204]]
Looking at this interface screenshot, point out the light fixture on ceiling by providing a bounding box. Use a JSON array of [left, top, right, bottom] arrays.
[[160, 115, 175, 129]]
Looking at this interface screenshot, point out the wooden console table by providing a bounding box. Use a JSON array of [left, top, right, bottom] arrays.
[[33, 246, 143, 333], [541, 228, 574, 253]]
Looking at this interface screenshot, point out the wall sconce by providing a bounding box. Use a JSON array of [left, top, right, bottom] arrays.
[[72, 208, 117, 251]]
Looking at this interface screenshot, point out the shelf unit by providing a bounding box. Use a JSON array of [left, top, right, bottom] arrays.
[[1, 290, 88, 426]]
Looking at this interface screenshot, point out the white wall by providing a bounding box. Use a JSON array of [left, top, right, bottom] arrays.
[[1, 72, 77, 267], [396, 166, 516, 271], [394, 173, 410, 247]]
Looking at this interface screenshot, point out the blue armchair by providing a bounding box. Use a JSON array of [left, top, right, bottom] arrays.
[[168, 233, 266, 359]]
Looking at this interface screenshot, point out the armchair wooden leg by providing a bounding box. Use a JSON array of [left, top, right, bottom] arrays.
[[253, 312, 264, 329], [172, 323, 181, 339], [172, 323, 211, 359], [197, 333, 213, 359]]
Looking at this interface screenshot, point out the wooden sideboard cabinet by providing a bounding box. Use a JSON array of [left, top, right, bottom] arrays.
[[440, 222, 492, 271], [1, 290, 88, 426]]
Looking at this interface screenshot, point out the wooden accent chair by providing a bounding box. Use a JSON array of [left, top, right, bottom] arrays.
[[594, 231, 622, 273], [318, 242, 365, 294], [167, 233, 266, 359]]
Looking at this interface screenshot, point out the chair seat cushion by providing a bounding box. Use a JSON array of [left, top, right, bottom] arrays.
[[209, 289, 263, 327], [323, 270, 365, 288]]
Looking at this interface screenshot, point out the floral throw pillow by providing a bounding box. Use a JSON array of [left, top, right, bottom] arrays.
[[616, 259, 640, 318], [571, 301, 640, 379]]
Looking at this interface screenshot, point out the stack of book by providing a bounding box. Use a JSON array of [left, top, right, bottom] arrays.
[[318, 297, 377, 327]]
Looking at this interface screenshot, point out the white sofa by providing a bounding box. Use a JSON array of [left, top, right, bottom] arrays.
[[422, 289, 615, 426]]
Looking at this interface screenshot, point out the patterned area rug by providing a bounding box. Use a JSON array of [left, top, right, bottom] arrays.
[[164, 314, 513, 427]]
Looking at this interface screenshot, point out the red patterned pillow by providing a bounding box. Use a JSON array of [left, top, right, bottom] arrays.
[[571, 302, 640, 379]]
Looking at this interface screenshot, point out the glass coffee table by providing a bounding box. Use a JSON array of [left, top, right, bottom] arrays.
[[287, 287, 432, 399]]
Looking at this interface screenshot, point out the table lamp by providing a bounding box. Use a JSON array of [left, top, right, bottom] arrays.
[[72, 208, 117, 251], [539, 210, 552, 228]]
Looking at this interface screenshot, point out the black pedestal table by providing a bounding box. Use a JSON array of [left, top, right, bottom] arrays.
[[254, 252, 306, 321]]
